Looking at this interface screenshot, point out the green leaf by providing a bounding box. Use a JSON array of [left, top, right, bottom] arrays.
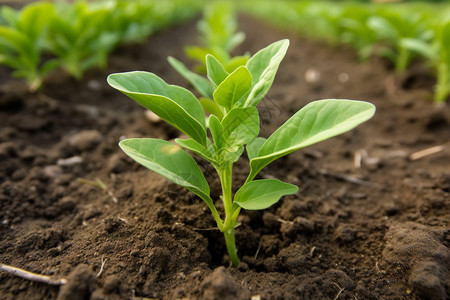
[[209, 115, 225, 150], [120, 138, 213, 206], [367, 16, 398, 43], [400, 38, 437, 61], [0, 26, 30, 52], [213, 66, 252, 110], [167, 56, 214, 99], [234, 179, 298, 210], [206, 54, 229, 87], [248, 100, 375, 181], [1, 6, 19, 27], [223, 146, 244, 164], [199, 97, 224, 120], [107, 71, 207, 145], [184, 45, 211, 64], [246, 137, 266, 161], [244, 39, 289, 107], [19, 2, 54, 41], [175, 138, 216, 163], [222, 107, 260, 150], [227, 32, 246, 53], [224, 55, 249, 73]]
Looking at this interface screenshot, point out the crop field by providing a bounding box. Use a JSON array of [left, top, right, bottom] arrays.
[[0, 1, 449, 299]]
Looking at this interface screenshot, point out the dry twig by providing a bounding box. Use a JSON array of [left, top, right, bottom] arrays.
[[318, 169, 378, 187], [332, 282, 345, 300], [0, 263, 67, 286], [409, 144, 447, 161], [96, 256, 107, 278]]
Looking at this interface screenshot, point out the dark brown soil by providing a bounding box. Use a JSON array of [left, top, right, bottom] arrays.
[[0, 15, 449, 300]]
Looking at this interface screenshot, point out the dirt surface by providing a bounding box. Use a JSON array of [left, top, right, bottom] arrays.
[[0, 15, 449, 300]]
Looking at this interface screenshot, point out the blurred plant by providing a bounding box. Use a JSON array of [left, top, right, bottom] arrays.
[[170, 1, 248, 79], [240, 0, 450, 102], [367, 8, 434, 72], [404, 21, 450, 102], [0, 2, 57, 91], [0, 0, 203, 89], [45, 1, 120, 80]]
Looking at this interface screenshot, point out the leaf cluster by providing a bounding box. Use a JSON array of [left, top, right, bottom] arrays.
[[107, 39, 375, 265], [241, 0, 450, 102], [0, 0, 203, 91], [180, 1, 249, 74]]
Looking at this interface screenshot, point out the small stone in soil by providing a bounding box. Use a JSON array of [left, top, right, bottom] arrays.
[[104, 217, 125, 233], [409, 261, 447, 300], [103, 274, 121, 294], [56, 264, 97, 300], [200, 266, 250, 300], [69, 130, 102, 152]]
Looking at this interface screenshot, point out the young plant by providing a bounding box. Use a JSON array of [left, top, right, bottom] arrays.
[[107, 39, 376, 266], [366, 9, 433, 72], [400, 20, 450, 103], [169, 0, 248, 89], [434, 21, 450, 103], [0, 2, 57, 91], [45, 1, 121, 80]]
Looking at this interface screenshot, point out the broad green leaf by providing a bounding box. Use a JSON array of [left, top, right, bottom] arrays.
[[1, 6, 19, 27], [175, 138, 216, 163], [246, 137, 266, 161], [107, 71, 207, 145], [206, 54, 229, 87], [209, 115, 225, 150], [234, 179, 298, 210], [199, 97, 224, 120], [120, 138, 213, 206], [222, 107, 260, 149], [19, 2, 54, 41], [243, 39, 289, 107], [167, 56, 214, 98], [247, 100, 375, 181], [213, 66, 252, 110], [0, 26, 30, 51]]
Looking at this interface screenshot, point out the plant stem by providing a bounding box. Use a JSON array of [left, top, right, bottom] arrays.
[[223, 225, 239, 267], [218, 163, 240, 266], [435, 63, 450, 102]]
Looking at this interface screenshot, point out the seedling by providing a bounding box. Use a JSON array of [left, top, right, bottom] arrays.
[[184, 1, 248, 73], [168, 1, 249, 94], [0, 2, 58, 91], [400, 20, 450, 103], [45, 1, 121, 80], [107, 39, 375, 266]]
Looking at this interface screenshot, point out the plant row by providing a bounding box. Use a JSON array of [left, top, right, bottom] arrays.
[[240, 0, 450, 103], [0, 0, 203, 91]]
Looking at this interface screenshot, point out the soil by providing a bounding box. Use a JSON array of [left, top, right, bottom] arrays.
[[0, 14, 449, 300]]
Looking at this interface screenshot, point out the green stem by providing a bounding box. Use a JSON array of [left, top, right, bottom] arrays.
[[224, 226, 239, 267], [218, 163, 240, 266], [435, 63, 450, 103], [395, 46, 409, 73]]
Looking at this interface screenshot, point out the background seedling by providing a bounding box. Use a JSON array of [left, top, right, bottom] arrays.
[[0, 2, 57, 91], [241, 0, 450, 102], [168, 1, 249, 102], [108, 39, 375, 266], [0, 0, 202, 89]]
